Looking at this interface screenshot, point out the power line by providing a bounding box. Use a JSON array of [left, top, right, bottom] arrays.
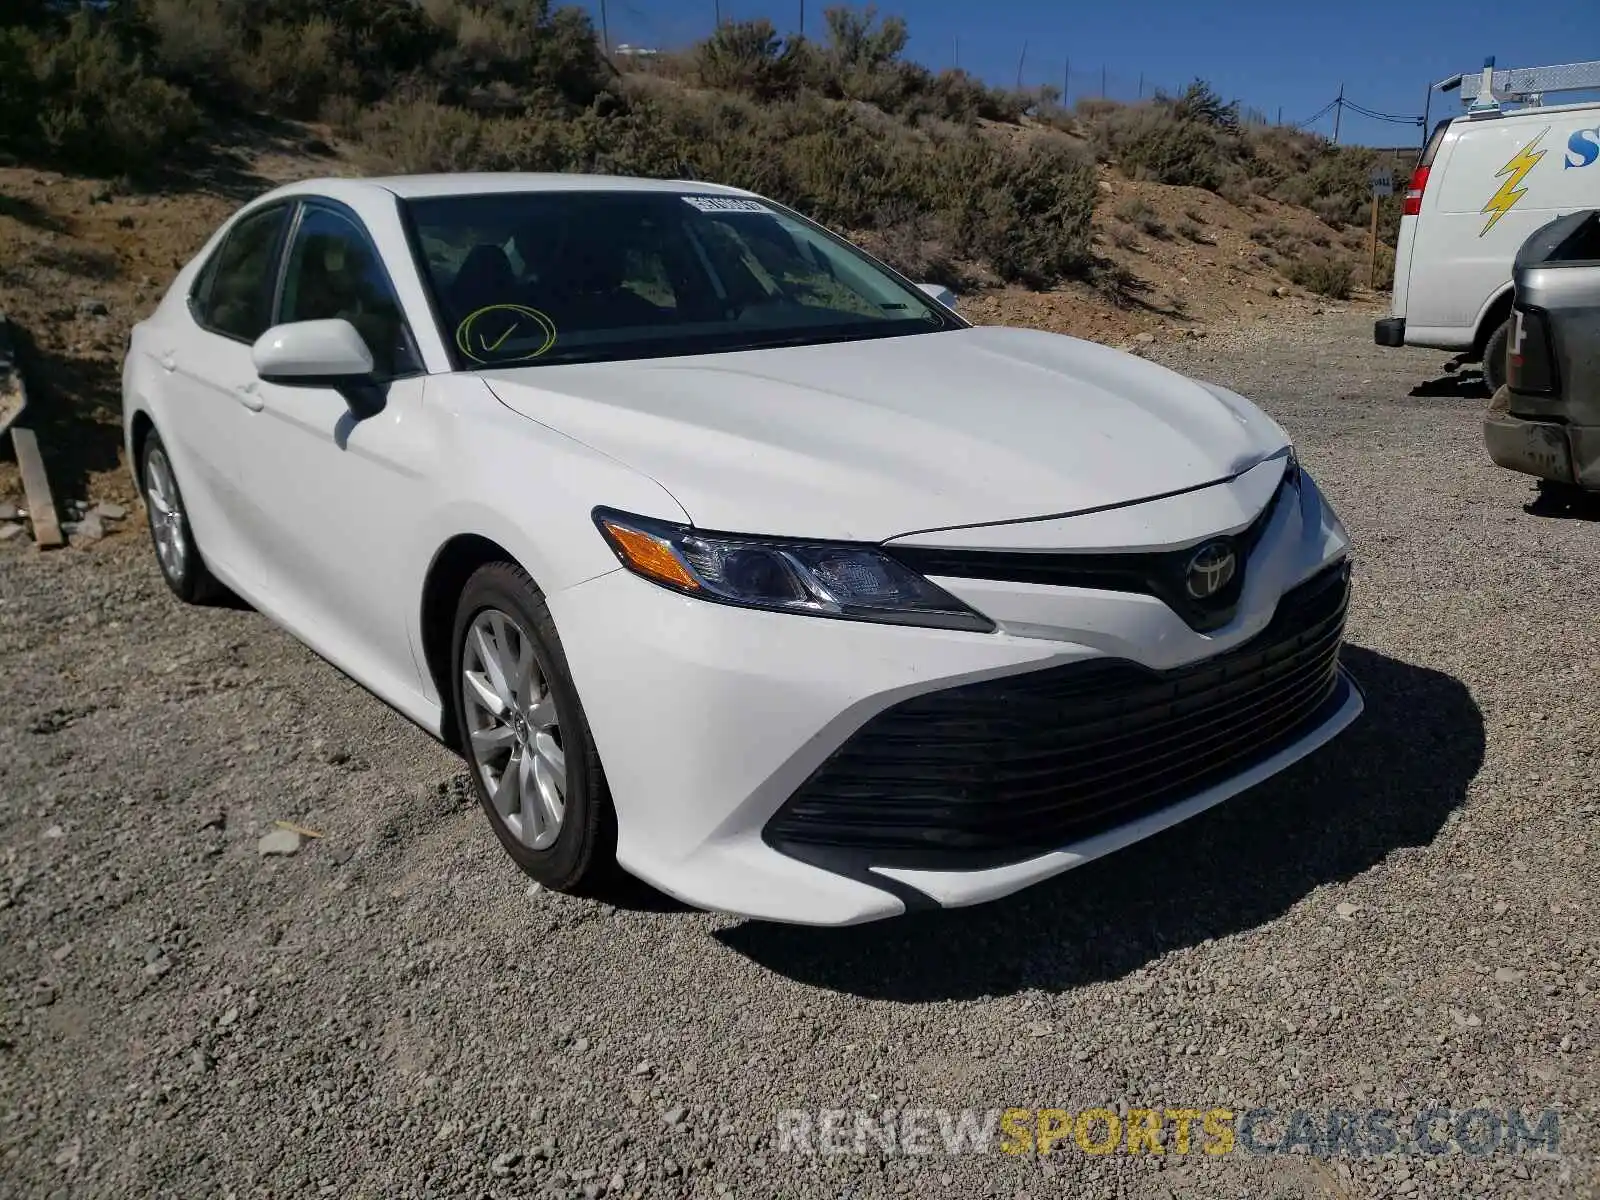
[[1290, 99, 1338, 128]]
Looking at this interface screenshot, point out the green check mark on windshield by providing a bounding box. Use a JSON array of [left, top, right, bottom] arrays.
[[479, 321, 517, 352]]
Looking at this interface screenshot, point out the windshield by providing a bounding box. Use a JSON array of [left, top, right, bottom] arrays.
[[403, 190, 961, 369]]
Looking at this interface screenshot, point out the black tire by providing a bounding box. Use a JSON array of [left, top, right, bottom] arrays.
[[139, 429, 223, 604], [450, 561, 616, 894], [1482, 319, 1510, 394]]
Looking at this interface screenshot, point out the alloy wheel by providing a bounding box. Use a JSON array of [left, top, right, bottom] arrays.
[[460, 608, 567, 850], [144, 446, 188, 583]]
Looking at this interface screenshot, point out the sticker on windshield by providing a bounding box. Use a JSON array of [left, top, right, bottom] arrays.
[[680, 196, 769, 214], [455, 304, 558, 365]]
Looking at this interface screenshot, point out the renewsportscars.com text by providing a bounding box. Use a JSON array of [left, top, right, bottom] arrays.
[[776, 1106, 1562, 1159]]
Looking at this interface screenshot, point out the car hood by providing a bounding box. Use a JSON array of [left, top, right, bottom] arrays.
[[483, 326, 1289, 542]]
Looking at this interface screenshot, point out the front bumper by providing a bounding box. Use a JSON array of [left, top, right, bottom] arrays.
[[1374, 317, 1406, 347], [1484, 396, 1600, 488], [547, 469, 1359, 926]]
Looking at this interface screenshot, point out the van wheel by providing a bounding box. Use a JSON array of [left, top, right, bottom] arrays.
[[1482, 320, 1509, 393]]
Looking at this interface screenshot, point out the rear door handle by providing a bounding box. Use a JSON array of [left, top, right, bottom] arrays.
[[233, 382, 264, 412], [158, 351, 177, 372]]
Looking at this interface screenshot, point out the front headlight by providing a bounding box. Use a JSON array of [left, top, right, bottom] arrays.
[[592, 508, 994, 633]]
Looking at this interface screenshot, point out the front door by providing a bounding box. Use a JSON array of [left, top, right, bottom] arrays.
[[232, 201, 435, 701]]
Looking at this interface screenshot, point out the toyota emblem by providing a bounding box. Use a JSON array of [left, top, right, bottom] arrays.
[[1184, 540, 1237, 600]]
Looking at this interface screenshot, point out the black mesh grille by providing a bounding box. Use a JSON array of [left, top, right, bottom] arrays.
[[764, 560, 1352, 872]]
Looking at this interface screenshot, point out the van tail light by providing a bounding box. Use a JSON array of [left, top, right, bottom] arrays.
[[1402, 166, 1430, 216]]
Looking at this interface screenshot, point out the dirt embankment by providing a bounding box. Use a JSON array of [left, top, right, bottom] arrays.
[[0, 130, 1382, 537]]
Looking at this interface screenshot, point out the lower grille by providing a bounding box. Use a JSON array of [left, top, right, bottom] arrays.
[[764, 560, 1352, 872]]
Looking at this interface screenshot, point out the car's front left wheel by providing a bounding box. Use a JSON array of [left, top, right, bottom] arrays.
[[451, 561, 616, 894]]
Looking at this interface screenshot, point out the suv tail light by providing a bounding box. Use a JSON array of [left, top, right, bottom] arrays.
[[1506, 305, 1556, 395], [1402, 166, 1430, 216]]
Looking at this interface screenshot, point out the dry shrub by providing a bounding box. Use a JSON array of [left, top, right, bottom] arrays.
[[1286, 252, 1355, 299]]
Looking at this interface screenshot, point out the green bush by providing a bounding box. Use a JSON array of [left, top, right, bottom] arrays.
[[938, 139, 1097, 286], [693, 18, 801, 100], [1095, 104, 1233, 191], [8, 14, 200, 175]]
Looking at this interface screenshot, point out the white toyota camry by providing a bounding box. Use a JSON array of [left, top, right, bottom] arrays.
[[121, 173, 1363, 926]]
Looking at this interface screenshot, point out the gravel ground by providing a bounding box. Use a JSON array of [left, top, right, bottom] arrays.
[[1, 311, 1597, 1200]]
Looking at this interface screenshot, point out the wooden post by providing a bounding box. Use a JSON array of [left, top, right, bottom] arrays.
[[1369, 190, 1380, 290], [11, 428, 62, 549]]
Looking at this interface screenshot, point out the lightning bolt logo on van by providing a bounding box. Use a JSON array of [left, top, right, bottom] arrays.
[[1479, 128, 1549, 237]]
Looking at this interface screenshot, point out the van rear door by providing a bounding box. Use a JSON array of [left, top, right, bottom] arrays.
[[1391, 118, 1452, 324]]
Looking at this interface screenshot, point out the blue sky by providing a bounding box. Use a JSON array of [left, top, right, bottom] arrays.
[[584, 0, 1596, 146]]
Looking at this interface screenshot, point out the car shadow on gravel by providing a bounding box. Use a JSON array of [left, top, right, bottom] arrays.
[[716, 644, 1484, 1001]]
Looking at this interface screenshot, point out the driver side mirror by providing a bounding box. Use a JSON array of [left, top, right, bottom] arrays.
[[916, 282, 958, 312], [252, 319, 385, 418]]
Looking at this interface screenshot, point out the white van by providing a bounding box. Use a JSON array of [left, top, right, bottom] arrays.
[[1376, 96, 1600, 389]]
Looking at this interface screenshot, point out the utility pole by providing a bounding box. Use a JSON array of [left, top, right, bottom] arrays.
[[1138, 72, 1144, 99], [1100, 64, 1106, 97], [713, 0, 720, 28], [598, 0, 609, 55], [798, 1, 804, 37], [1332, 82, 1344, 143], [952, 35, 959, 71], [1063, 57, 1070, 105], [1276, 104, 1282, 126], [1016, 40, 1028, 90]]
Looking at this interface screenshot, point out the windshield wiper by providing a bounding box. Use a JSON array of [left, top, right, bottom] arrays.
[[720, 326, 933, 354]]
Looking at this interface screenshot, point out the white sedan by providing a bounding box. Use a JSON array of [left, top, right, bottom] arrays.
[[121, 174, 1362, 925]]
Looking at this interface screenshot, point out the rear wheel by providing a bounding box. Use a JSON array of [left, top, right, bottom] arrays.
[[1482, 319, 1510, 394], [450, 561, 615, 893], [140, 431, 222, 604]]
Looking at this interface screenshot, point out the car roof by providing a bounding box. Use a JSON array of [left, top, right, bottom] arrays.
[[252, 173, 759, 205]]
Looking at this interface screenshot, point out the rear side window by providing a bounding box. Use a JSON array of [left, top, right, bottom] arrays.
[[1418, 119, 1452, 169], [192, 205, 289, 343]]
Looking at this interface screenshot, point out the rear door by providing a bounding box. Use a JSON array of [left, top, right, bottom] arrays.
[[1392, 118, 1450, 320], [160, 201, 292, 581]]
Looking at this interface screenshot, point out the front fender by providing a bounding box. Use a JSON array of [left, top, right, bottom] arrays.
[[401, 375, 690, 702]]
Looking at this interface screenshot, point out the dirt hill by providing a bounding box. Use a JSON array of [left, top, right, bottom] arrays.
[[0, 121, 1386, 530], [0, 3, 1400, 533]]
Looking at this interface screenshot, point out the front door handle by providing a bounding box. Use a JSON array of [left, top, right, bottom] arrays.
[[233, 382, 265, 412], [158, 351, 177, 372]]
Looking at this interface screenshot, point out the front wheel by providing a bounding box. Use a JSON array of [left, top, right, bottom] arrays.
[[450, 561, 616, 894], [1482, 319, 1510, 394]]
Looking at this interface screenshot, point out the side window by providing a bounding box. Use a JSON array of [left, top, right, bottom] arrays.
[[193, 205, 288, 342], [278, 205, 421, 378]]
